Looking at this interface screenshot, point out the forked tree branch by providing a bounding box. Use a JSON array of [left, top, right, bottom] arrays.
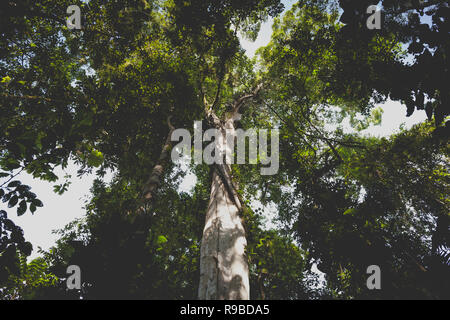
[[231, 83, 263, 117]]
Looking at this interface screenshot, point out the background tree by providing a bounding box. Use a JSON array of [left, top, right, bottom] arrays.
[[256, 1, 449, 299]]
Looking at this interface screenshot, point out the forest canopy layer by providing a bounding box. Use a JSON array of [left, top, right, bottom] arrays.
[[0, 0, 448, 300]]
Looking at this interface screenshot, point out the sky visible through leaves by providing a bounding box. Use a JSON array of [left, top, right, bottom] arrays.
[[1, 0, 429, 262]]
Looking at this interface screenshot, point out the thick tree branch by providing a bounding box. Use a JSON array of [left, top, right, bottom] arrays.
[[140, 116, 175, 206], [210, 76, 224, 111], [231, 83, 263, 118]]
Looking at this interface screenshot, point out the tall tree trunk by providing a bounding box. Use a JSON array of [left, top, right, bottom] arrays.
[[198, 85, 262, 300], [198, 167, 249, 300], [198, 117, 250, 300]]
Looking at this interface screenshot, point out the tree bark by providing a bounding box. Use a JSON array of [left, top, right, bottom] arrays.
[[198, 117, 249, 300], [141, 116, 175, 204], [198, 167, 249, 300], [198, 86, 262, 300]]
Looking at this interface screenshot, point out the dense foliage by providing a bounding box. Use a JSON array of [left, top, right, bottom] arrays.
[[0, 0, 448, 299]]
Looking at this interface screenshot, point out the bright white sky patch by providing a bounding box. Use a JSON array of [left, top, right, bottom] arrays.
[[1, 165, 113, 258]]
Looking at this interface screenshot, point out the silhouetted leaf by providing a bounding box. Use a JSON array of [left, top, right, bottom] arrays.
[[8, 195, 18, 208], [17, 200, 27, 216]]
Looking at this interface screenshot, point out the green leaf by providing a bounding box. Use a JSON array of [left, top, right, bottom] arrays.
[[32, 199, 43, 207], [21, 242, 33, 256], [1, 76, 11, 83], [5, 160, 21, 170], [2, 193, 11, 203], [7, 180, 21, 188], [17, 200, 27, 216], [157, 235, 168, 245], [343, 208, 356, 216], [87, 149, 104, 168], [8, 195, 18, 208]]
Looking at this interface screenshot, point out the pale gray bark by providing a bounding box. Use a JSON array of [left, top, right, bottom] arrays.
[[198, 165, 249, 300], [198, 85, 262, 300], [198, 87, 261, 300]]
